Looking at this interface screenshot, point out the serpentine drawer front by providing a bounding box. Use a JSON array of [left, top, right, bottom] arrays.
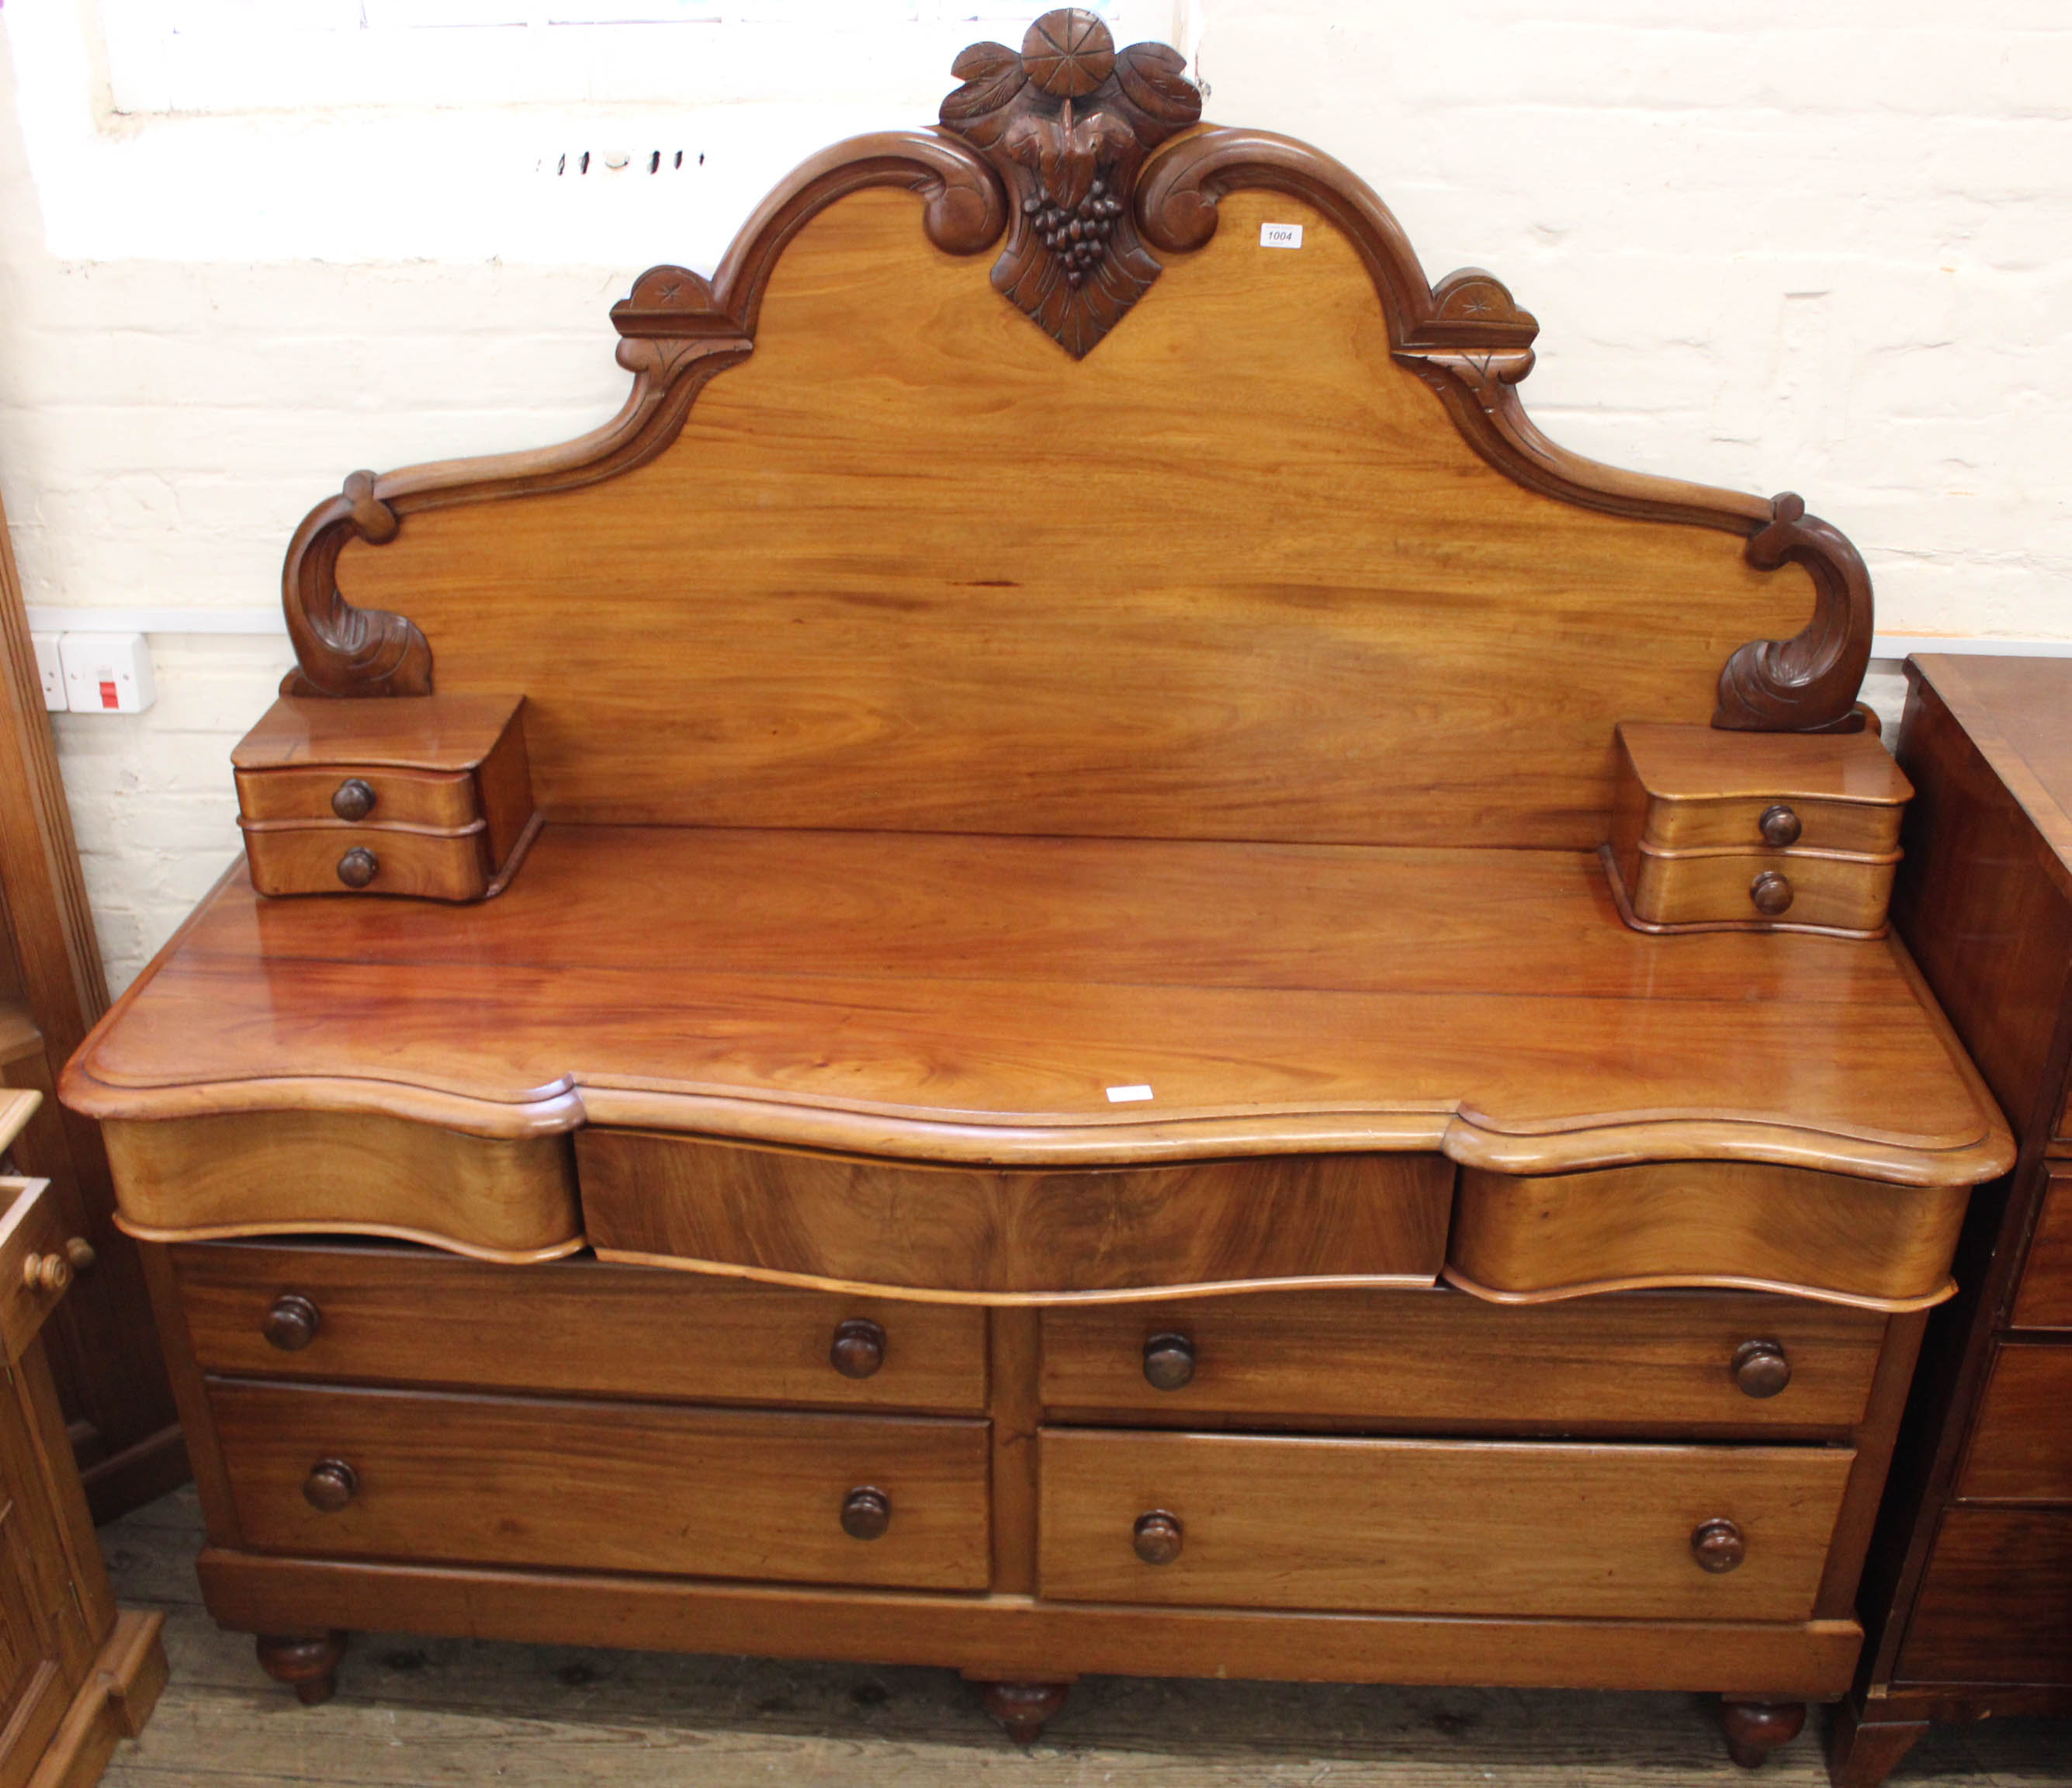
[[578, 1131, 1454, 1298], [1037, 1429, 1854, 1620], [172, 1242, 987, 1413], [209, 1380, 992, 1591], [1040, 1287, 1887, 1431]]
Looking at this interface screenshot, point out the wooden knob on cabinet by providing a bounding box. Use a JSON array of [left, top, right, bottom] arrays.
[[331, 778, 378, 822], [1758, 803, 1803, 847], [840, 1486, 891, 1540], [1142, 1332, 1196, 1391], [1691, 1517, 1745, 1573], [63, 1237, 95, 1275], [263, 1293, 322, 1353], [1132, 1510, 1184, 1565], [830, 1317, 886, 1380], [336, 847, 379, 889], [20, 1252, 71, 1294], [1748, 870, 1794, 917], [1732, 1339, 1792, 1398], [303, 1458, 358, 1514]]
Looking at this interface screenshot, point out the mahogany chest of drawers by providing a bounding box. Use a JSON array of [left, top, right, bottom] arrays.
[[1829, 654, 2072, 1785]]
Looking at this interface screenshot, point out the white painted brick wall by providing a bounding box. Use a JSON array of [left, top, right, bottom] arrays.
[[2, 0, 2067, 991]]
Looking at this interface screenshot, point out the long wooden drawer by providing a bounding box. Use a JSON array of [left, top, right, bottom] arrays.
[[1041, 1287, 1886, 1431], [579, 1131, 1452, 1298], [1897, 1506, 2072, 1685], [1955, 1343, 2072, 1502], [172, 1242, 987, 1413], [210, 1380, 991, 1591], [1038, 1427, 1853, 1620]]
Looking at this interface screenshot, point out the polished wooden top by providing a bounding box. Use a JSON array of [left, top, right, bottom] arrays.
[[1618, 722, 1914, 806], [63, 826, 2010, 1186], [1910, 655, 2072, 893], [231, 693, 523, 774]]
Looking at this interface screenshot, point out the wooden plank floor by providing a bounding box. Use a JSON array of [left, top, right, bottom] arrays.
[[96, 1485, 2067, 1786]]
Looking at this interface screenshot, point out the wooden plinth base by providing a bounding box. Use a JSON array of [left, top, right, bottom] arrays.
[[29, 1610, 167, 1788]]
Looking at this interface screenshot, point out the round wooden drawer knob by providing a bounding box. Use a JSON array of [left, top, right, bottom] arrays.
[[1142, 1332, 1196, 1391], [64, 1237, 95, 1275], [20, 1252, 71, 1294], [1691, 1517, 1745, 1574], [303, 1458, 358, 1514], [1132, 1510, 1184, 1566], [1748, 870, 1794, 917], [1758, 803, 1803, 847], [830, 1317, 886, 1380], [264, 1293, 322, 1353], [840, 1486, 891, 1540], [336, 847, 379, 890], [331, 778, 378, 822], [1732, 1339, 1792, 1398]]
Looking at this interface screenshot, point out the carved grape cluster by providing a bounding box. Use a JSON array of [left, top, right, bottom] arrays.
[[1022, 178, 1122, 288]]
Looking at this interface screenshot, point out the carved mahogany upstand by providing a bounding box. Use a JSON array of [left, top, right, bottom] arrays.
[[1828, 655, 2072, 1784], [61, 12, 2014, 1773]]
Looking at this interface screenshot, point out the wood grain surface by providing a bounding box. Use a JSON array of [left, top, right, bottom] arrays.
[[1618, 844, 1897, 935], [232, 695, 525, 774], [209, 1380, 992, 1591], [63, 828, 2011, 1188], [1037, 1286, 1886, 1432], [1896, 662, 2072, 1138], [1036, 1428, 1853, 1620], [235, 764, 480, 830], [1618, 723, 1910, 833], [170, 1242, 986, 1413], [1954, 1344, 2072, 1502], [240, 822, 496, 902], [2011, 1170, 2072, 1328], [1450, 1163, 1969, 1309], [327, 187, 1816, 848], [578, 1131, 1450, 1297], [1896, 1506, 2072, 1686], [102, 1112, 580, 1260]]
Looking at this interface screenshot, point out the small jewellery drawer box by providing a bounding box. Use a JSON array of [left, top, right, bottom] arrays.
[[233, 693, 537, 901], [1606, 721, 1912, 937]]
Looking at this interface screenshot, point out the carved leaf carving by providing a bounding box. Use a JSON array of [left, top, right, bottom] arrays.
[[940, 9, 1201, 359]]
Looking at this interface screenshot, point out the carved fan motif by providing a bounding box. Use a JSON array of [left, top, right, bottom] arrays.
[[940, 9, 1202, 359]]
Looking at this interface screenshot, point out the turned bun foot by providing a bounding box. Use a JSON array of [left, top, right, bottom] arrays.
[[1720, 1696, 1807, 1769], [976, 1679, 1072, 1745], [256, 1631, 349, 1705]]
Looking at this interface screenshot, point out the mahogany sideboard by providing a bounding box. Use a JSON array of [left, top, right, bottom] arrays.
[[1829, 654, 2072, 1784], [59, 12, 2016, 1770], [0, 1090, 167, 1787]]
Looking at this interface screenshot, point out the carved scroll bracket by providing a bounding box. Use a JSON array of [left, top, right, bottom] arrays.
[[282, 131, 1003, 696], [1714, 494, 1873, 733]]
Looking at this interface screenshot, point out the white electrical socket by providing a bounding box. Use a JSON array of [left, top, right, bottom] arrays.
[[58, 632, 156, 714], [27, 633, 64, 712]]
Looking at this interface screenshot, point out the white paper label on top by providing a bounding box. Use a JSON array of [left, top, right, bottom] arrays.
[[1105, 1084, 1155, 1103], [1259, 222, 1304, 248]]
